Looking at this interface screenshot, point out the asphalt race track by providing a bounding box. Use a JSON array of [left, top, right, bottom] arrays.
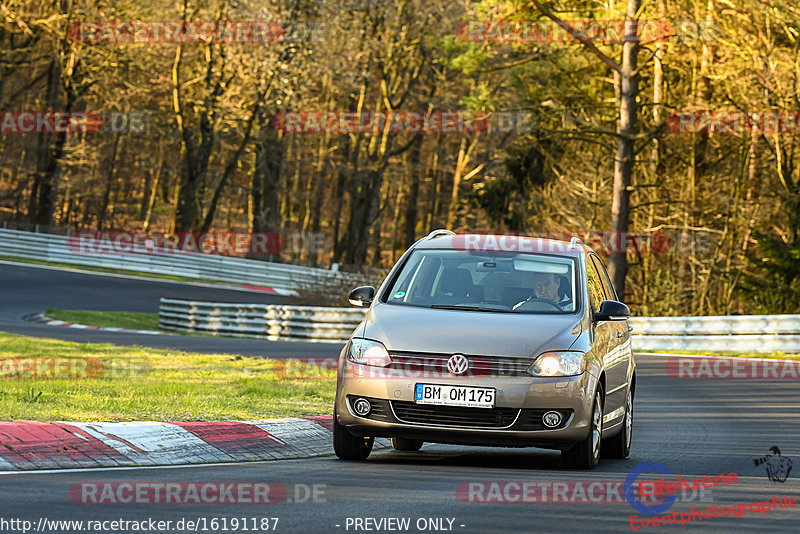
[[0, 261, 798, 532], [1, 355, 798, 533], [0, 261, 340, 358]]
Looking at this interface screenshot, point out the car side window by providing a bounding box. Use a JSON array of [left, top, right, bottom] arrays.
[[591, 255, 618, 301], [585, 257, 605, 313]]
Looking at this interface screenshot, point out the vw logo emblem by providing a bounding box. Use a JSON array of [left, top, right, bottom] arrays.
[[446, 354, 470, 375]]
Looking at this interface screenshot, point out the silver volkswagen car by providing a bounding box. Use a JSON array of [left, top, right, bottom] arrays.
[[333, 230, 635, 469]]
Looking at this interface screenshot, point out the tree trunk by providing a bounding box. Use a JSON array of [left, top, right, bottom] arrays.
[[445, 136, 478, 229], [171, 43, 219, 232], [331, 138, 350, 263], [403, 133, 424, 247], [309, 137, 333, 266], [428, 150, 441, 231], [32, 59, 68, 226], [139, 168, 153, 220], [200, 104, 260, 232], [96, 133, 121, 230], [142, 162, 163, 233], [250, 126, 284, 234], [641, 4, 664, 315], [606, 0, 641, 301]]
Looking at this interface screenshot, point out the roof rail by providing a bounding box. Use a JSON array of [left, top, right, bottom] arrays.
[[425, 229, 455, 240], [570, 236, 585, 249]]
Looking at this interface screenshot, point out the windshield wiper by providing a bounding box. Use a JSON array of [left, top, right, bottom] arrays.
[[430, 305, 508, 313]]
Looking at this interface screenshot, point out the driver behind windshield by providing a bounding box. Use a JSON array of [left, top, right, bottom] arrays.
[[514, 272, 572, 310]]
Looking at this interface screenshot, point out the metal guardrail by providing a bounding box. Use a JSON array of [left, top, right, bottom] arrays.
[[5, 226, 797, 351], [628, 316, 800, 352], [158, 299, 800, 351], [627, 315, 800, 335], [158, 299, 365, 343], [630, 334, 800, 352], [0, 227, 366, 292]]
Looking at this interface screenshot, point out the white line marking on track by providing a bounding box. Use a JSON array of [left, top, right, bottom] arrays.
[[0, 454, 334, 475], [638, 352, 800, 363]]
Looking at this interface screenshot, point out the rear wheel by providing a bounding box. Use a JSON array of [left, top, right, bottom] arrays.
[[562, 387, 603, 469], [602, 387, 633, 459], [391, 437, 423, 451], [333, 410, 374, 460]]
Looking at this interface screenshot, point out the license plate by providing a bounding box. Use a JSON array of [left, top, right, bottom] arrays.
[[415, 384, 495, 408]]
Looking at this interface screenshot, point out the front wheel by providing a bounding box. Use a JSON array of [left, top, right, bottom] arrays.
[[602, 387, 633, 459], [333, 410, 374, 460], [562, 387, 603, 469]]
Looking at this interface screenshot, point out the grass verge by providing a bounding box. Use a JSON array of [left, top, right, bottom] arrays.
[[638, 349, 800, 360], [0, 332, 335, 421], [45, 308, 161, 331]]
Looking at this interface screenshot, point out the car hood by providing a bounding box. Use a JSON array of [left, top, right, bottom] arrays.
[[360, 303, 582, 358]]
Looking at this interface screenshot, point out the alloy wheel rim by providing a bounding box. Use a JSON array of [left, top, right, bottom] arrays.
[[625, 391, 633, 447], [591, 397, 602, 459]]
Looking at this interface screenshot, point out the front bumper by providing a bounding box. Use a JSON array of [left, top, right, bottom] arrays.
[[335, 360, 596, 449]]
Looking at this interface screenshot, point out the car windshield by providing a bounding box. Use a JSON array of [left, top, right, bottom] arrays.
[[383, 249, 578, 314]]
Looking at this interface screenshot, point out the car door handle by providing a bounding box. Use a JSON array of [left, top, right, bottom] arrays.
[[616, 331, 624, 338], [627, 326, 633, 332]]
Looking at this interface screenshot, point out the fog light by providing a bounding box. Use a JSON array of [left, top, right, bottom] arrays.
[[353, 398, 371, 416], [542, 411, 562, 428]]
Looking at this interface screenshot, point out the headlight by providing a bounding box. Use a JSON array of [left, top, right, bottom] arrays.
[[528, 351, 586, 377], [347, 339, 392, 367]]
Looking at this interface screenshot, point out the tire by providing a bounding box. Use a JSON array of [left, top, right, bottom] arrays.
[[391, 437, 423, 451], [333, 410, 374, 460], [602, 387, 633, 459], [562, 387, 603, 469]]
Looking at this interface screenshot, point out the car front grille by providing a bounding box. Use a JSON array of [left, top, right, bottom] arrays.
[[348, 396, 572, 432], [390, 400, 519, 428], [389, 352, 532, 377]]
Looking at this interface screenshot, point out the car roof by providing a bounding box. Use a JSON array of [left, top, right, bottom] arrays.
[[413, 232, 592, 256]]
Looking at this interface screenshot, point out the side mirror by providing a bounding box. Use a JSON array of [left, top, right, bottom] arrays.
[[593, 300, 630, 322], [348, 286, 376, 308]]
